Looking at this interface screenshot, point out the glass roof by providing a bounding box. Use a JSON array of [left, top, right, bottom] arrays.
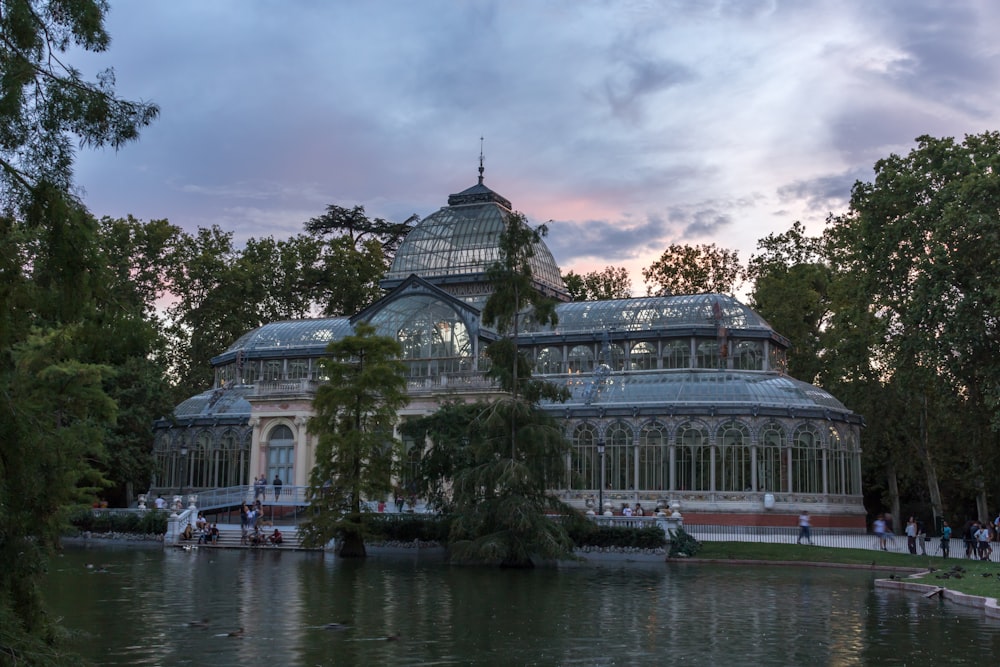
[[221, 318, 353, 355], [526, 294, 773, 335], [544, 369, 849, 413], [384, 189, 566, 298], [174, 384, 253, 419]]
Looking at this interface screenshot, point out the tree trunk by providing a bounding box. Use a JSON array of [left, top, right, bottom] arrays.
[[916, 396, 944, 531], [975, 479, 989, 525], [336, 516, 367, 558], [886, 461, 901, 537], [336, 532, 367, 558]]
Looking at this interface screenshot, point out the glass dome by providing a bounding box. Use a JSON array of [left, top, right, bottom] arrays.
[[527, 293, 773, 335], [383, 179, 567, 299]]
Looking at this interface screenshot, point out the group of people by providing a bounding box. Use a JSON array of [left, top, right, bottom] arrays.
[[245, 527, 284, 547], [620, 503, 645, 517], [180, 513, 220, 544], [239, 499, 284, 547], [253, 474, 283, 502], [962, 519, 997, 560], [872, 512, 1000, 560], [904, 515, 929, 555], [196, 513, 220, 545]]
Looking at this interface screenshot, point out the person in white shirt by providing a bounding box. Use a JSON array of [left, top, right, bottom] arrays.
[[975, 524, 992, 560], [154, 495, 166, 510], [798, 511, 813, 545], [622, 505, 633, 517]]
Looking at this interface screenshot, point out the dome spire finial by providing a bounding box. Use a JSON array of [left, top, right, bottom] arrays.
[[478, 136, 485, 185]]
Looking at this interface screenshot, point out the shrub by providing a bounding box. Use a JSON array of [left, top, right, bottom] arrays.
[[66, 508, 167, 536], [667, 527, 702, 557], [366, 515, 451, 542], [567, 521, 667, 550]]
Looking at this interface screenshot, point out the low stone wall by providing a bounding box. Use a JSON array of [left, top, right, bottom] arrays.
[[64, 531, 164, 544], [876, 575, 1000, 621]]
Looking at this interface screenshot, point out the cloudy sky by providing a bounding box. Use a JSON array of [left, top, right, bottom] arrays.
[[73, 0, 1000, 296]]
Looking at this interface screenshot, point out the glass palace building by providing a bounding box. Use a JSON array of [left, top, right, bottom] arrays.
[[153, 173, 866, 529]]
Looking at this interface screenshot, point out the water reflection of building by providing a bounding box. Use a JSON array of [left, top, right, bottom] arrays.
[[153, 169, 866, 529]]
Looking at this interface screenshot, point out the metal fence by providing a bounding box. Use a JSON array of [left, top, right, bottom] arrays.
[[682, 524, 1000, 560]]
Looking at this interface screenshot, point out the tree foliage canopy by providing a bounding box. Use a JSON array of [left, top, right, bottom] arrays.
[[0, 0, 158, 211], [305, 204, 417, 316], [302, 323, 409, 557], [641, 243, 743, 296], [408, 210, 575, 567], [824, 132, 1000, 520], [562, 265, 632, 301], [0, 2, 158, 662]]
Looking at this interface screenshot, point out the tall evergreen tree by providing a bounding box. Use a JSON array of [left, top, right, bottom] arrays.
[[302, 323, 409, 558], [433, 211, 574, 568]]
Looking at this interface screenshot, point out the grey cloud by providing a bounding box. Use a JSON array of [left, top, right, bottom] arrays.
[[829, 105, 950, 164], [861, 1, 1000, 113], [546, 214, 672, 266], [681, 209, 732, 238], [603, 58, 697, 122], [776, 168, 872, 212]]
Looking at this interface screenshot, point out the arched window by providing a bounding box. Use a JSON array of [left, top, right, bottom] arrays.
[[242, 360, 259, 384], [152, 431, 172, 489], [606, 421, 634, 491], [216, 428, 248, 488], [638, 421, 668, 491], [695, 340, 721, 369], [676, 421, 709, 491], [733, 341, 764, 370], [535, 346, 562, 375], [630, 342, 655, 370], [189, 430, 213, 489], [568, 345, 595, 373], [845, 430, 861, 495], [662, 341, 690, 369], [288, 359, 309, 380], [267, 423, 295, 486], [262, 360, 282, 382], [716, 420, 751, 492], [791, 424, 822, 493], [826, 425, 847, 495], [758, 422, 785, 493], [570, 423, 599, 490], [401, 438, 421, 498], [368, 295, 473, 380], [604, 343, 625, 371]]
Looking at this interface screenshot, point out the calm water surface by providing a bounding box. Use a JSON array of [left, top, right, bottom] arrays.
[[43, 544, 1000, 666]]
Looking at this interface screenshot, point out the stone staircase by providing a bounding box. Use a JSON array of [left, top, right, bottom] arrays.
[[178, 526, 318, 551]]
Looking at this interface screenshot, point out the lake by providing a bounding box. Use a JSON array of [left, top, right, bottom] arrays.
[[43, 543, 1000, 666]]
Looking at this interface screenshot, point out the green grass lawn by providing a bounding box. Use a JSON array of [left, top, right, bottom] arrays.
[[691, 541, 1000, 599]]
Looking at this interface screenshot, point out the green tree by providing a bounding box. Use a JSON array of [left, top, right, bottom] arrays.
[[304, 204, 417, 316], [302, 323, 409, 558], [164, 228, 325, 396], [641, 243, 743, 296], [0, 2, 157, 662], [562, 266, 632, 301], [746, 223, 831, 383], [89, 216, 178, 503], [826, 132, 1000, 523], [163, 225, 242, 394], [421, 211, 575, 568], [406, 399, 575, 568]]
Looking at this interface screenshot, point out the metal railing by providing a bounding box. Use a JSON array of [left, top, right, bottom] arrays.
[[679, 525, 994, 556]]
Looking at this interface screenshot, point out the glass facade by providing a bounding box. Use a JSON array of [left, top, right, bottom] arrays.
[[154, 174, 863, 526]]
